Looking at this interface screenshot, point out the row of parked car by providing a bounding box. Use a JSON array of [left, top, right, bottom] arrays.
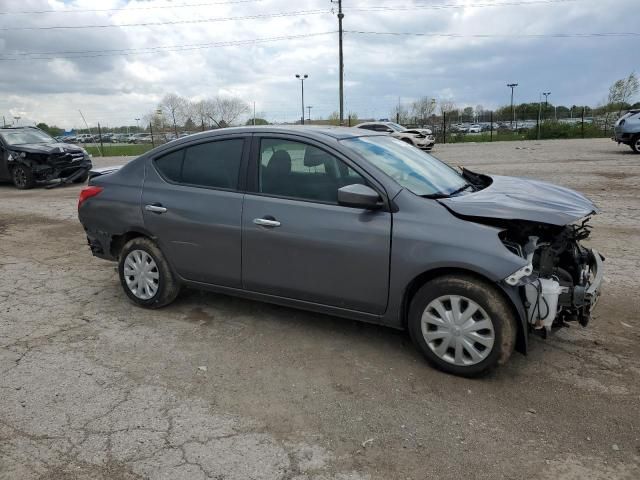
[[54, 131, 196, 145]]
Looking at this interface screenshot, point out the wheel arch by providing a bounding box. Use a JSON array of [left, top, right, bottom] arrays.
[[109, 228, 155, 259], [400, 266, 528, 354]]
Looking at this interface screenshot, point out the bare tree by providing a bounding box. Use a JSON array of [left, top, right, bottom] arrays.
[[327, 111, 340, 126], [411, 97, 437, 125], [208, 96, 250, 128], [189, 99, 215, 131], [390, 102, 410, 125], [475, 104, 484, 122], [159, 93, 187, 136], [608, 72, 639, 116]]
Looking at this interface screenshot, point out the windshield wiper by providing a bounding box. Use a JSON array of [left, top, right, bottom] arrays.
[[421, 192, 450, 199], [423, 183, 474, 199], [447, 183, 475, 196]]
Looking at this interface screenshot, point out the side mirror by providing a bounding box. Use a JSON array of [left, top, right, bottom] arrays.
[[337, 184, 382, 209]]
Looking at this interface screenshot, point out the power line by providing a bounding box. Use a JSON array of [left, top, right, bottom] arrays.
[[0, 0, 264, 15], [0, 9, 330, 31], [345, 0, 580, 11], [0, 32, 337, 61], [345, 30, 640, 38]]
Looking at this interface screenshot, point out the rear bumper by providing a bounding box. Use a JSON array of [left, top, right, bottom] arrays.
[[84, 227, 116, 261], [613, 131, 635, 143]]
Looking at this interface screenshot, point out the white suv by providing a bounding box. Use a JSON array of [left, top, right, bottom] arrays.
[[355, 122, 435, 151], [614, 110, 640, 153]]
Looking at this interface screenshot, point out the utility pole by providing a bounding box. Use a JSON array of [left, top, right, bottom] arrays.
[[253, 101, 256, 126], [332, 0, 344, 125], [543, 92, 551, 120], [135, 118, 140, 131], [537, 95, 542, 140], [306, 105, 313, 122], [295, 74, 308, 125], [507, 83, 518, 129]]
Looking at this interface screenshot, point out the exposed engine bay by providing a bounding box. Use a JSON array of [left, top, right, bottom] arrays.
[[499, 218, 604, 335]]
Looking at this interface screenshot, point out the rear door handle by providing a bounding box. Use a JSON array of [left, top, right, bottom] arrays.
[[145, 204, 167, 214], [253, 217, 281, 228]]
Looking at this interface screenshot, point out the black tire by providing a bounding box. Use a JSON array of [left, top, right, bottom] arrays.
[[72, 171, 89, 184], [631, 135, 640, 154], [11, 164, 35, 189], [118, 237, 180, 308], [401, 137, 415, 146], [408, 274, 517, 377]]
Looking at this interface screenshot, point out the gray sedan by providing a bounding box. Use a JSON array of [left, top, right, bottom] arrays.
[[77, 126, 603, 376]]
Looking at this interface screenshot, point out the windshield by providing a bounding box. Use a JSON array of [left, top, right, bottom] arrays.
[[341, 136, 468, 197], [0, 129, 55, 146], [387, 122, 406, 132]]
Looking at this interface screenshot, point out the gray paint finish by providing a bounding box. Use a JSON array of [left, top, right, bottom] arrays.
[[141, 158, 244, 287], [78, 126, 598, 352], [438, 175, 598, 225], [242, 193, 391, 314]]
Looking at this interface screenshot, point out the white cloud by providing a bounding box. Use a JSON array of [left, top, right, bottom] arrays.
[[0, 0, 637, 128]]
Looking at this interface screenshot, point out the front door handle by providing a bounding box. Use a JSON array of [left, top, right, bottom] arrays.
[[145, 204, 167, 214], [253, 217, 281, 228]]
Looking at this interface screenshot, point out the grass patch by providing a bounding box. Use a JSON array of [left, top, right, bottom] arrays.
[[85, 144, 155, 157]]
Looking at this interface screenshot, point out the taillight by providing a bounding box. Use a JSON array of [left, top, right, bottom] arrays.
[[78, 186, 103, 210]]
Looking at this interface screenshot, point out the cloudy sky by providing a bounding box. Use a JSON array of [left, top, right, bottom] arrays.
[[0, 0, 637, 129]]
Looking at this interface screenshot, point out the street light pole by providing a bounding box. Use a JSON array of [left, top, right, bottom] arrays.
[[507, 83, 518, 128], [543, 92, 551, 120], [331, 0, 344, 125], [295, 74, 308, 125], [135, 118, 140, 131]]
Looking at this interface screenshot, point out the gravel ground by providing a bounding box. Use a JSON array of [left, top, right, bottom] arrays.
[[1, 138, 639, 480]]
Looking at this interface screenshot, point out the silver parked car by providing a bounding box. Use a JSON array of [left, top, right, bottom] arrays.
[[77, 126, 603, 376], [355, 121, 435, 150], [613, 109, 640, 153]]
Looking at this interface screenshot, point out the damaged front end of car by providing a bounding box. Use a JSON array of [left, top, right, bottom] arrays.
[[500, 218, 604, 336], [7, 144, 92, 186], [437, 171, 605, 339]]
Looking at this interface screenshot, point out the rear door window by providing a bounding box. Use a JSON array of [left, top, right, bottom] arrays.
[[153, 138, 244, 190]]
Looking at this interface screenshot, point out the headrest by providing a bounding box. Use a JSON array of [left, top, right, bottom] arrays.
[[266, 150, 292, 174], [304, 146, 328, 167]]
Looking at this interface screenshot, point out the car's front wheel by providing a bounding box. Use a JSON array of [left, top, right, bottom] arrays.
[[631, 134, 640, 154], [118, 237, 180, 308], [408, 274, 517, 377], [11, 164, 35, 189]]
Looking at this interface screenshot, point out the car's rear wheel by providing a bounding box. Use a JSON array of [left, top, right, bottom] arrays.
[[408, 274, 517, 377], [118, 237, 180, 308], [631, 135, 640, 154], [11, 164, 35, 189]]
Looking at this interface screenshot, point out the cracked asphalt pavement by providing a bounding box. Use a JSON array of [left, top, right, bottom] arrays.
[[1, 138, 639, 479]]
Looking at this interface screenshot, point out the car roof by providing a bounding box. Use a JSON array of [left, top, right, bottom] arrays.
[[0, 126, 41, 131], [151, 126, 384, 149]]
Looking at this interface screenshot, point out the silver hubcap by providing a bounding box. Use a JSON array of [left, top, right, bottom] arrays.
[[421, 295, 495, 366], [635, 138, 640, 151], [123, 250, 159, 300]]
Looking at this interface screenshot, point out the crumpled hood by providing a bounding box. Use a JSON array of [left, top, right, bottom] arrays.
[[438, 175, 598, 226], [404, 128, 433, 136], [9, 142, 84, 155]]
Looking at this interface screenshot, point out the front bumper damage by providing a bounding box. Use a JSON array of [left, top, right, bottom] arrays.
[[517, 247, 604, 335]]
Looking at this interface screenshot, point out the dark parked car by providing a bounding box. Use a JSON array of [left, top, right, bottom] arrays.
[[0, 126, 92, 189], [77, 126, 603, 376]]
